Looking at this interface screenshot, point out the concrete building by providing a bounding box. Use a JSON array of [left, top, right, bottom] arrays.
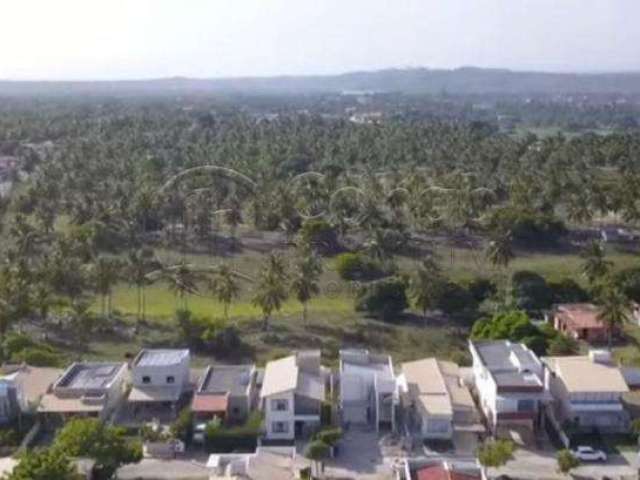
[[400, 458, 482, 480], [192, 364, 258, 424], [469, 340, 548, 435], [339, 349, 397, 431], [38, 362, 127, 422], [399, 358, 481, 440], [260, 351, 328, 441], [543, 350, 630, 433], [125, 349, 191, 422]]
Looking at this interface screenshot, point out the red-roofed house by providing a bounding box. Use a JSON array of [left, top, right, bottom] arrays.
[[405, 460, 481, 480], [553, 303, 618, 343]]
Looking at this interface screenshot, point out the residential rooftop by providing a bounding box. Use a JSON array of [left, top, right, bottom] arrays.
[[198, 364, 255, 396], [402, 358, 474, 417], [260, 352, 325, 401], [471, 340, 543, 389], [543, 353, 629, 394], [134, 349, 190, 367], [55, 362, 126, 391], [340, 349, 394, 380], [554, 303, 606, 330]]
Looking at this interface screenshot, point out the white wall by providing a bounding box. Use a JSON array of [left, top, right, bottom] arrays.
[[263, 391, 295, 440], [132, 355, 190, 389]]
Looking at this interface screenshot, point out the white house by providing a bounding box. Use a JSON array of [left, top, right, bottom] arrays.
[[339, 349, 397, 431], [543, 350, 630, 433], [399, 358, 480, 440], [260, 351, 328, 440], [469, 340, 548, 435], [126, 349, 191, 421]]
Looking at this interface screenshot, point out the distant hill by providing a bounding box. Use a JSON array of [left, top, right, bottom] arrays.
[[2, 67, 640, 97]]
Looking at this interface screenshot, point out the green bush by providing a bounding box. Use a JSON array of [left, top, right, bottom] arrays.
[[315, 427, 342, 446], [355, 276, 408, 321], [548, 278, 590, 304], [435, 281, 477, 316], [204, 412, 262, 453], [511, 270, 553, 315], [13, 348, 64, 367], [170, 409, 194, 444], [299, 219, 340, 254], [488, 207, 566, 245], [466, 277, 497, 303], [335, 252, 383, 281], [471, 310, 549, 355], [0, 429, 19, 447]]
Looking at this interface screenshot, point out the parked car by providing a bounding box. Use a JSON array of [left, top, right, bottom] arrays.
[[193, 423, 207, 444], [572, 446, 607, 462]]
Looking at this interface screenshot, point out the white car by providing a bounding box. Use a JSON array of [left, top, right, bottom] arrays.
[[572, 446, 607, 462], [192, 423, 208, 444]]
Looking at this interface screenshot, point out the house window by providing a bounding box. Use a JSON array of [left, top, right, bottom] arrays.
[[166, 376, 175, 384], [271, 399, 288, 411], [517, 399, 536, 412], [272, 421, 289, 433], [142, 376, 151, 384], [427, 419, 450, 433]]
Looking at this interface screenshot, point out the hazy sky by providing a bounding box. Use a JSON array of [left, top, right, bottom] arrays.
[[1, 0, 639, 80]]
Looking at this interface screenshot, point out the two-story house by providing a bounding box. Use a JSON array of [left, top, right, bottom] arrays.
[[469, 340, 548, 435], [339, 349, 397, 431], [399, 358, 481, 441], [125, 349, 191, 422], [543, 350, 630, 433], [260, 351, 328, 441]]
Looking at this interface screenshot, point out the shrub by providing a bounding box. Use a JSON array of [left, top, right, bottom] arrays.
[[299, 219, 340, 254], [435, 282, 477, 316], [355, 276, 408, 321], [556, 449, 580, 474], [335, 252, 383, 281], [472, 310, 549, 355], [13, 348, 64, 367], [488, 207, 566, 245], [170, 409, 194, 445], [547, 334, 580, 356], [477, 439, 516, 468], [204, 412, 262, 453], [548, 278, 590, 304], [315, 428, 342, 447], [466, 277, 497, 303], [511, 270, 553, 315], [614, 267, 640, 303], [0, 429, 19, 447]]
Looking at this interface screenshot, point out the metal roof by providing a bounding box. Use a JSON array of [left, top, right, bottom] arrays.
[[135, 349, 190, 367]]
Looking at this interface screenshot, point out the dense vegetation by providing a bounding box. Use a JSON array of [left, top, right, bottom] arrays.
[[1, 93, 640, 365]]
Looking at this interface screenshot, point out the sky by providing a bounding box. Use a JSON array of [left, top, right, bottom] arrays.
[[1, 0, 639, 80]]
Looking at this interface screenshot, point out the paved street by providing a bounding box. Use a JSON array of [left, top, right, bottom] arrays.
[[489, 447, 638, 480], [324, 427, 404, 480]]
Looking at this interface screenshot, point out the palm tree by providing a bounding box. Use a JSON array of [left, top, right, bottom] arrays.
[[90, 257, 122, 317], [126, 248, 156, 326], [580, 240, 612, 287], [252, 253, 289, 330], [161, 261, 202, 310], [597, 284, 631, 349], [485, 231, 514, 271], [290, 247, 322, 322], [410, 258, 443, 320], [210, 264, 240, 322]]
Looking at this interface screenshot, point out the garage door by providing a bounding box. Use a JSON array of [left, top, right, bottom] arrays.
[[342, 405, 367, 424]]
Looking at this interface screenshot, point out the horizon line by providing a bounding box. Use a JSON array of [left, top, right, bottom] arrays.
[[2, 65, 640, 83]]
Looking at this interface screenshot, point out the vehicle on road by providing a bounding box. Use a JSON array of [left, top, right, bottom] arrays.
[[572, 446, 607, 462]]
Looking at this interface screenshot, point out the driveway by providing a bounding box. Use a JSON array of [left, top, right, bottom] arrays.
[[324, 427, 403, 480]]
